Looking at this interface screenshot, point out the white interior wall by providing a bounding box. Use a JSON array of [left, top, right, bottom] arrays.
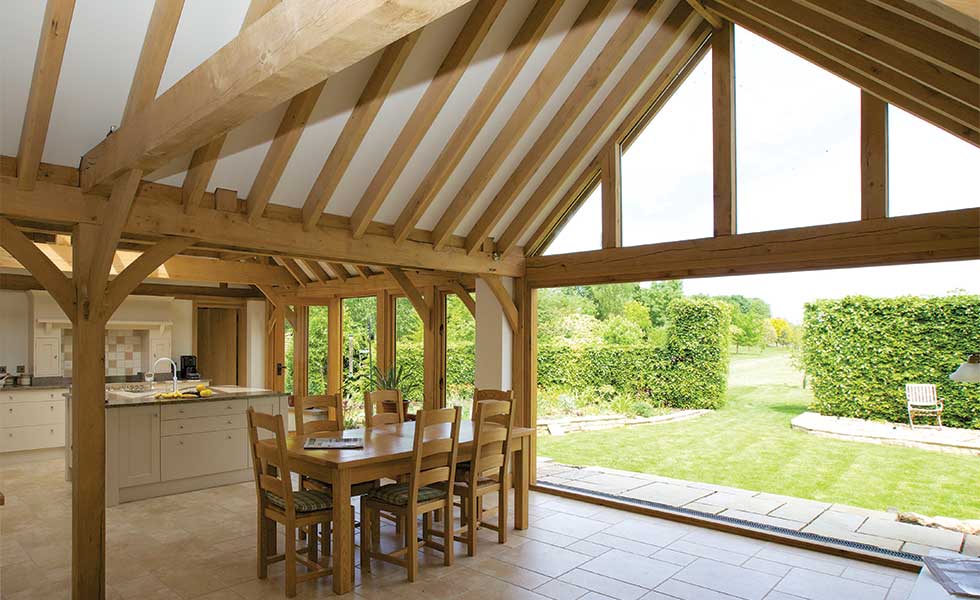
[[474, 277, 513, 391], [246, 300, 266, 388], [0, 290, 30, 372], [172, 299, 193, 358]]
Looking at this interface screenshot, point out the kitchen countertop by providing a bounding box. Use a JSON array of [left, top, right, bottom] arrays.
[[104, 386, 285, 408], [1, 384, 68, 391]]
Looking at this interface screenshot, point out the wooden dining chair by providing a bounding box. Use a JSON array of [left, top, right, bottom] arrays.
[[360, 406, 461, 582], [451, 399, 514, 556], [246, 408, 335, 598], [294, 393, 344, 436], [470, 388, 513, 420], [364, 389, 405, 427]]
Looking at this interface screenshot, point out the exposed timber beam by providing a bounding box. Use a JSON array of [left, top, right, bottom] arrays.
[[712, 19, 736, 236], [385, 267, 431, 328], [685, 0, 723, 27], [431, 0, 618, 250], [600, 144, 622, 248], [16, 0, 76, 190], [479, 274, 519, 331], [0, 273, 263, 299], [256, 285, 297, 328], [463, 0, 663, 255], [246, 81, 325, 223], [861, 91, 889, 220], [0, 218, 75, 316], [706, 0, 979, 146], [122, 0, 186, 125], [103, 236, 194, 315], [349, 0, 506, 238], [324, 263, 349, 282], [447, 280, 476, 318], [79, 0, 473, 191], [303, 259, 331, 283], [0, 243, 296, 286], [354, 265, 373, 279], [391, 0, 565, 245], [497, 16, 711, 254], [299, 33, 419, 231], [182, 0, 279, 214], [277, 257, 312, 286], [526, 208, 980, 288], [281, 270, 475, 302], [0, 175, 524, 276]]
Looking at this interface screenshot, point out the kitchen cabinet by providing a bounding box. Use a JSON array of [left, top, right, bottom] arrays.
[[33, 335, 62, 377], [115, 406, 161, 488], [0, 388, 67, 453]]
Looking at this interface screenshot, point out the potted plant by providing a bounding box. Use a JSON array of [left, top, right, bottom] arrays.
[[366, 365, 418, 414]]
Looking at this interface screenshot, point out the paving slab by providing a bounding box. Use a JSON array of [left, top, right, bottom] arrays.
[[963, 533, 980, 556], [858, 517, 964, 550], [621, 482, 713, 507], [717, 508, 807, 531]]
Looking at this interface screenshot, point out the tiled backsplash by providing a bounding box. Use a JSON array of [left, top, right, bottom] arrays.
[[62, 329, 145, 377]]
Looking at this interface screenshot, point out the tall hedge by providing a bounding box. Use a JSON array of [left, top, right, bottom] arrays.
[[801, 295, 980, 429], [357, 298, 730, 409]]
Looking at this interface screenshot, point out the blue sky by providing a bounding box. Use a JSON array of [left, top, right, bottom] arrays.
[[545, 27, 980, 323]]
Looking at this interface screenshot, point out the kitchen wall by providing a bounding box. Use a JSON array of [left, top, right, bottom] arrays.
[[0, 290, 29, 373]]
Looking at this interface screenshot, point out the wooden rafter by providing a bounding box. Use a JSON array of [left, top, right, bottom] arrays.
[[526, 207, 980, 287], [79, 0, 472, 191], [430, 0, 618, 250], [712, 19, 736, 236], [875, 0, 980, 41], [391, 0, 565, 245], [348, 0, 506, 238], [122, 0, 186, 125], [447, 279, 476, 318], [479, 274, 518, 331], [277, 257, 312, 286], [685, 0, 723, 27], [462, 0, 663, 255], [706, 0, 979, 146], [385, 267, 431, 328], [103, 236, 194, 315], [497, 13, 711, 254], [0, 218, 74, 316], [299, 32, 420, 231], [16, 0, 76, 190], [0, 174, 523, 276], [302, 259, 331, 283], [324, 263, 349, 282], [354, 265, 373, 279], [246, 81, 325, 223], [182, 0, 278, 214], [0, 242, 297, 286]]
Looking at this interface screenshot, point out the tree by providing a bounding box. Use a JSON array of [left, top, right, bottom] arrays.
[[760, 318, 777, 350], [770, 317, 794, 346], [731, 309, 762, 352], [636, 280, 683, 327], [623, 300, 653, 337], [587, 283, 639, 319], [600, 314, 645, 345]]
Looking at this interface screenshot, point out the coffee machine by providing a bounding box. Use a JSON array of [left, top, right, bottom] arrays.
[[179, 355, 200, 380]]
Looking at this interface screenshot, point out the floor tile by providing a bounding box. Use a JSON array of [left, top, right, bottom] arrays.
[[559, 568, 648, 600], [602, 519, 689, 547], [858, 518, 963, 550], [654, 579, 742, 599], [536, 512, 611, 539], [535, 579, 589, 600], [566, 540, 612, 557], [622, 483, 712, 507], [495, 540, 591, 578], [775, 567, 889, 600], [672, 558, 780, 599], [579, 549, 680, 589]]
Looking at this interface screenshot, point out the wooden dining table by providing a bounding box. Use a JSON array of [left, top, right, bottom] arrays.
[[262, 421, 534, 595]]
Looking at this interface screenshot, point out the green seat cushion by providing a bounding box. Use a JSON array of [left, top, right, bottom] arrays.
[[266, 489, 332, 513], [365, 482, 447, 506], [306, 478, 378, 497]]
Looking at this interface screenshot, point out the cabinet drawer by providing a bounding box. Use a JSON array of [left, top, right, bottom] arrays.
[[0, 422, 65, 452], [0, 389, 67, 404], [161, 429, 247, 480], [161, 414, 245, 436], [2, 401, 65, 427], [161, 399, 246, 420]]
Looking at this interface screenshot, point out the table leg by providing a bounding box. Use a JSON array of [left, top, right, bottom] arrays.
[[332, 469, 353, 595], [514, 437, 529, 530]]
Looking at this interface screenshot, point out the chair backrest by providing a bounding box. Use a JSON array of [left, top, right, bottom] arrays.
[[294, 393, 343, 436], [469, 399, 515, 485], [471, 388, 513, 421], [906, 384, 938, 407], [246, 408, 295, 513], [409, 406, 461, 502], [364, 389, 404, 428]]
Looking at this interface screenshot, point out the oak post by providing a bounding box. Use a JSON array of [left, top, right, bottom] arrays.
[[422, 285, 446, 410], [375, 291, 395, 375], [293, 305, 309, 398], [327, 297, 342, 396], [712, 19, 736, 236], [861, 90, 889, 220], [601, 145, 622, 249]]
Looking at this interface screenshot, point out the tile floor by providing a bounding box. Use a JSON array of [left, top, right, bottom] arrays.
[[537, 458, 978, 557], [1, 457, 919, 599]]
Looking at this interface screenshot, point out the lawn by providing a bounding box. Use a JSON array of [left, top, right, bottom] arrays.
[[537, 347, 980, 519]]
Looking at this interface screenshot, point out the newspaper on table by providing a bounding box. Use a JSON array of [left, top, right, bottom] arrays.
[[303, 437, 364, 450], [922, 555, 980, 598]]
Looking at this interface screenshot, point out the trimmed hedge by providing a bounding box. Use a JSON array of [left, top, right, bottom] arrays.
[[801, 295, 980, 429], [356, 298, 731, 410]]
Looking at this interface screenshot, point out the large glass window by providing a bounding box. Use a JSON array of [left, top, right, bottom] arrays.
[[542, 182, 602, 255], [307, 305, 329, 395], [446, 293, 476, 418], [735, 27, 860, 232], [395, 297, 424, 413], [888, 105, 980, 216], [621, 52, 713, 245], [342, 296, 376, 425], [284, 318, 294, 394]]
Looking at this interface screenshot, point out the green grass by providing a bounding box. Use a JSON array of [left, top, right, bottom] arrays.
[[538, 347, 980, 519]]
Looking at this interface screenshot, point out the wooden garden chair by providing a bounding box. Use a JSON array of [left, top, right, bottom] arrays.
[[906, 383, 944, 428], [360, 406, 461, 582]]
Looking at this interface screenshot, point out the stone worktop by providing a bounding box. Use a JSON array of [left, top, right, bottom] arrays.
[[103, 386, 285, 408]]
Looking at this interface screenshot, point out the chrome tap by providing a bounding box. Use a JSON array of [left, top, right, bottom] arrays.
[[152, 357, 179, 394]]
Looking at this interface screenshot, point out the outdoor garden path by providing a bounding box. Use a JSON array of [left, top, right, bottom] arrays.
[[537, 457, 980, 559]]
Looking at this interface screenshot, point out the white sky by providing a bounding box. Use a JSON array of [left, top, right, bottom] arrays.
[[545, 27, 980, 323]]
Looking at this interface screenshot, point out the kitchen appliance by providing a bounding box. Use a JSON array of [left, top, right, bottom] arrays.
[[179, 355, 200, 380]]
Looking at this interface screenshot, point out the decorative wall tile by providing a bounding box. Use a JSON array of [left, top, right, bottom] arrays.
[[61, 328, 146, 377]]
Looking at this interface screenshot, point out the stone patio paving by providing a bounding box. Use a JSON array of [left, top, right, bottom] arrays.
[[537, 457, 980, 559], [791, 412, 980, 456]]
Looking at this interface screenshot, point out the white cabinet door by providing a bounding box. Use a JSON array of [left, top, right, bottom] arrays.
[[117, 406, 161, 487], [33, 335, 62, 377], [149, 336, 172, 372]]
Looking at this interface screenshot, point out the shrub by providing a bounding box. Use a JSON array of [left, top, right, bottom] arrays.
[[801, 295, 980, 429]]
